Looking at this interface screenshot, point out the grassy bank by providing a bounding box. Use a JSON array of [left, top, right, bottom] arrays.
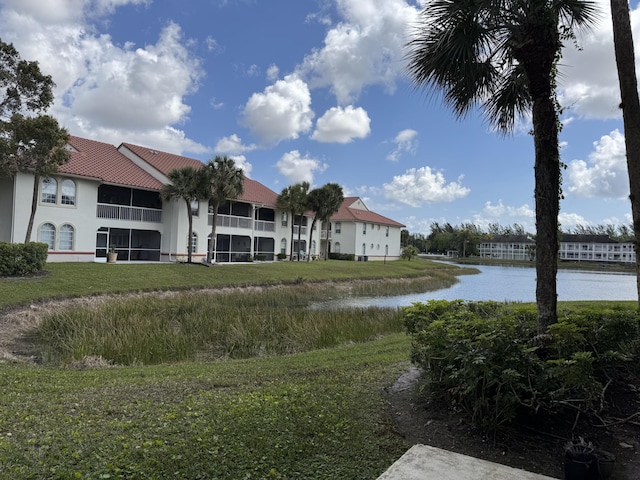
[[0, 258, 467, 311], [0, 335, 411, 479]]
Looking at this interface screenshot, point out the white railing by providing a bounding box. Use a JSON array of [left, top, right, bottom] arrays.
[[321, 230, 331, 240], [254, 220, 276, 232], [293, 225, 307, 236], [209, 214, 252, 229], [96, 204, 162, 223]]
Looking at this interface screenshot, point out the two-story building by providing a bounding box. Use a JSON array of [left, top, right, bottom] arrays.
[[0, 136, 404, 263]]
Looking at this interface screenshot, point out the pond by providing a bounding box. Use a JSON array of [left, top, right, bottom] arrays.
[[312, 264, 638, 309]]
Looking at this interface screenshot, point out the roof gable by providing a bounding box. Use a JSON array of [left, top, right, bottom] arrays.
[[61, 136, 165, 190], [331, 197, 404, 227]]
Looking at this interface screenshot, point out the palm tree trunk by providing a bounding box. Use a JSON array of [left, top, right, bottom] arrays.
[[289, 216, 295, 261], [25, 174, 40, 243], [209, 207, 219, 263], [296, 215, 303, 261], [532, 92, 560, 333], [307, 218, 317, 262], [610, 0, 640, 308], [186, 202, 193, 263]]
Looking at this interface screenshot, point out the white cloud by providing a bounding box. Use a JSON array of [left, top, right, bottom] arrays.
[[558, 0, 640, 119], [311, 105, 371, 143], [383, 166, 470, 207], [276, 150, 327, 184], [296, 0, 419, 104], [471, 200, 535, 231], [386, 128, 418, 161], [0, 3, 207, 154], [266, 64, 279, 82], [241, 74, 314, 145], [567, 129, 629, 198], [558, 211, 590, 230], [228, 154, 253, 178], [214, 134, 257, 155]]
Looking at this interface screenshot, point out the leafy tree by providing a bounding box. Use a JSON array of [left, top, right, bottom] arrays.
[[610, 0, 640, 307], [0, 39, 69, 243], [203, 156, 244, 263], [276, 182, 309, 261], [0, 39, 54, 119], [306, 183, 344, 261], [406, 0, 597, 332], [160, 166, 208, 263]]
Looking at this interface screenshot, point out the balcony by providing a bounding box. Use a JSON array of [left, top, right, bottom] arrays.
[[254, 220, 276, 232], [320, 230, 331, 240], [293, 225, 308, 236], [96, 203, 162, 223]]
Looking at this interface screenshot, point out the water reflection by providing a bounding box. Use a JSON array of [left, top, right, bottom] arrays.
[[312, 264, 637, 309]]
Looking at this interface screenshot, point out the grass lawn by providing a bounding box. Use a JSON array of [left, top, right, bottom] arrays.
[[0, 259, 458, 479], [0, 335, 411, 479], [0, 258, 462, 311]]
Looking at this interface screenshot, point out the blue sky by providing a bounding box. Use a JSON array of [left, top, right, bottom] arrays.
[[1, 0, 637, 235]]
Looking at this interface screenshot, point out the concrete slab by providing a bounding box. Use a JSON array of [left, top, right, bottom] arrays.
[[377, 444, 559, 480]]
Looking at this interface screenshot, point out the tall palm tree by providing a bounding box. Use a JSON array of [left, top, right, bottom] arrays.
[[161, 166, 207, 263], [277, 182, 309, 260], [203, 156, 244, 263], [609, 0, 640, 308], [406, 0, 597, 332], [306, 183, 344, 261]]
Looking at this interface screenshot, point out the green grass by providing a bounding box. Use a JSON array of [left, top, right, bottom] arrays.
[[0, 335, 411, 479], [0, 259, 467, 478], [0, 258, 464, 311]]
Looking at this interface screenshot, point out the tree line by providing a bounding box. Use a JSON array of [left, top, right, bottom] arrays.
[[402, 222, 636, 257]]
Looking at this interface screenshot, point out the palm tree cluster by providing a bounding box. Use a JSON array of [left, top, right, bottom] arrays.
[[277, 182, 344, 261], [406, 0, 597, 331], [161, 156, 244, 264]]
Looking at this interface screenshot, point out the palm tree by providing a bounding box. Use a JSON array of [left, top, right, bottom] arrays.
[[276, 182, 309, 260], [609, 0, 640, 308], [306, 183, 344, 261], [161, 166, 207, 263], [202, 156, 244, 263], [406, 0, 597, 332]]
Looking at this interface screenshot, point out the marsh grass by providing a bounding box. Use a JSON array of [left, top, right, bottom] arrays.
[[36, 286, 406, 365]]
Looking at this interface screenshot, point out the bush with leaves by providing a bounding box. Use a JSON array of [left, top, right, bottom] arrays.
[[404, 300, 640, 433]]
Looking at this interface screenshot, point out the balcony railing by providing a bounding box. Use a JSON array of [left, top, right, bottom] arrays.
[[254, 220, 276, 232], [209, 214, 252, 229], [320, 230, 331, 240], [96, 203, 162, 223], [293, 225, 307, 236]]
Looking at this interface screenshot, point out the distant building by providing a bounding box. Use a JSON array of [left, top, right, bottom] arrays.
[[0, 136, 405, 263], [479, 235, 535, 261], [478, 233, 636, 264], [559, 234, 636, 264]]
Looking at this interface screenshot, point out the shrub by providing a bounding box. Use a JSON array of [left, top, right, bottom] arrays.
[[328, 253, 355, 261], [277, 253, 287, 260], [404, 300, 640, 433], [401, 245, 419, 261], [0, 242, 48, 276]]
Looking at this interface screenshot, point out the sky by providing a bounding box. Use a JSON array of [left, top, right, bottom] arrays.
[[1, 0, 638, 236]]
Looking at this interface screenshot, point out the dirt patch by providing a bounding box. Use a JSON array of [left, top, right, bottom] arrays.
[[386, 367, 640, 479]]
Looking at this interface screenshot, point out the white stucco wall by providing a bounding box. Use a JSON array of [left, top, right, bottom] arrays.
[[0, 177, 14, 243]]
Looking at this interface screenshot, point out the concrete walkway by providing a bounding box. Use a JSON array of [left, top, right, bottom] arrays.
[[377, 444, 559, 480]]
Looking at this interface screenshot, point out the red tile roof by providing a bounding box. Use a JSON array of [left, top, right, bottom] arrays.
[[119, 142, 279, 207], [61, 136, 165, 190], [331, 197, 405, 227], [119, 142, 203, 176]]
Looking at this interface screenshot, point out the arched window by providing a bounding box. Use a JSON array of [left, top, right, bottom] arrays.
[[334, 242, 341, 254], [362, 243, 366, 255], [59, 224, 74, 250], [385, 245, 389, 255], [41, 178, 57, 204], [190, 232, 198, 253], [61, 179, 76, 205], [39, 223, 56, 249], [280, 238, 287, 254]]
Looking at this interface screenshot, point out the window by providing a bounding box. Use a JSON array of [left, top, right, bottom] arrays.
[[41, 178, 57, 204], [385, 245, 389, 255], [190, 232, 198, 253], [335, 222, 341, 234], [385, 226, 389, 237], [362, 243, 366, 255], [371, 243, 374, 249], [191, 200, 199, 217], [281, 212, 288, 227], [334, 242, 341, 253], [280, 238, 287, 254], [362, 223, 366, 235], [39, 223, 56, 249], [59, 224, 74, 250], [61, 179, 76, 205]]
